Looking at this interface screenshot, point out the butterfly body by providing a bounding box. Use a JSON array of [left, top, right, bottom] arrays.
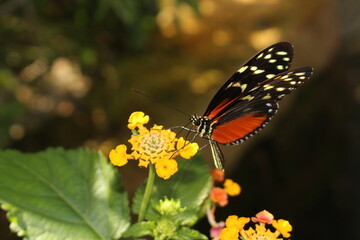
[[190, 42, 313, 170]]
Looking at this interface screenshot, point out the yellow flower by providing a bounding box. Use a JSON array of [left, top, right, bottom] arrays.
[[223, 179, 241, 196], [220, 211, 293, 240], [155, 157, 178, 180], [225, 215, 239, 228], [129, 124, 177, 166], [127, 111, 149, 130], [176, 137, 199, 159], [240, 224, 278, 240], [219, 226, 239, 240], [109, 112, 199, 180], [109, 145, 129, 166], [225, 215, 250, 231], [272, 219, 292, 238]]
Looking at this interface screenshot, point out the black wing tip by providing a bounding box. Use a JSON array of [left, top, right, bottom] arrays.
[[268, 41, 293, 49]]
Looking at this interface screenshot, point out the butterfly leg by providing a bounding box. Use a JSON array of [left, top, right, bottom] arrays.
[[209, 140, 225, 171], [168, 125, 198, 134]]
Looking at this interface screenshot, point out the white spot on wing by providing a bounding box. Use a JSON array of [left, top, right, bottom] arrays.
[[277, 65, 284, 70], [295, 72, 305, 76], [240, 84, 247, 92], [254, 69, 265, 74], [276, 51, 288, 55], [241, 95, 254, 101], [264, 84, 274, 90], [264, 54, 272, 59], [266, 74, 275, 79], [262, 94, 271, 100], [238, 66, 248, 73]]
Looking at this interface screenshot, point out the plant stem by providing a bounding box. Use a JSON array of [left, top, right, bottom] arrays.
[[138, 164, 155, 222]]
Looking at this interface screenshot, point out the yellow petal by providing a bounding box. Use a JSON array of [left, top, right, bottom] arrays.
[[138, 159, 150, 168], [224, 179, 241, 196], [272, 219, 292, 238], [155, 157, 178, 180], [177, 137, 199, 159], [127, 111, 149, 130], [109, 144, 129, 167]]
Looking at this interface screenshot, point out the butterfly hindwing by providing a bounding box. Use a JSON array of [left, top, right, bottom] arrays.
[[204, 42, 294, 119]]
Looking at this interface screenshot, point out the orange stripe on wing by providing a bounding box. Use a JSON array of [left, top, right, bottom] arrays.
[[207, 98, 237, 119], [211, 114, 267, 144]]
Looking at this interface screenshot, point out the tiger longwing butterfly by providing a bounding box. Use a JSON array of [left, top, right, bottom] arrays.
[[190, 42, 313, 170]]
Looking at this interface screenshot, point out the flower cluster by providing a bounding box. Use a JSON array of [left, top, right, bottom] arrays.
[[219, 210, 293, 240], [209, 169, 241, 207], [109, 112, 199, 180]]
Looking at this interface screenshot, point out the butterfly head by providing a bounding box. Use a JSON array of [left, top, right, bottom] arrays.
[[190, 115, 215, 138], [190, 115, 201, 126]]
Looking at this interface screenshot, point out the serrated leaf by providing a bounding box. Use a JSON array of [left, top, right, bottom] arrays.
[[0, 148, 130, 240], [132, 154, 212, 223]]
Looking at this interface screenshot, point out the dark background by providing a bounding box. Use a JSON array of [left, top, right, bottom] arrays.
[[1, 0, 359, 239]]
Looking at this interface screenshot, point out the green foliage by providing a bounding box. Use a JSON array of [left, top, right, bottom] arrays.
[[0, 148, 212, 239], [0, 148, 130, 240], [128, 154, 212, 239]]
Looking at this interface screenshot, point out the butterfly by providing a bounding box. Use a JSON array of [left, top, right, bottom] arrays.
[[190, 42, 313, 170]]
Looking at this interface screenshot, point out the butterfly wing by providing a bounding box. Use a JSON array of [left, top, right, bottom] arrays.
[[210, 67, 313, 145], [204, 42, 294, 119]]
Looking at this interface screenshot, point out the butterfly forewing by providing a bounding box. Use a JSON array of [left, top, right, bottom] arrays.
[[204, 42, 294, 119], [209, 67, 313, 145], [190, 42, 313, 170]]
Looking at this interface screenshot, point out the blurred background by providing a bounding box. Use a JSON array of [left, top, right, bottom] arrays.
[[0, 0, 359, 239]]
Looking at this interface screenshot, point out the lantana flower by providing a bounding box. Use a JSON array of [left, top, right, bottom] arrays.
[[223, 179, 241, 196], [210, 187, 228, 207], [219, 210, 293, 240], [251, 210, 274, 224], [209, 169, 241, 207], [109, 111, 199, 180], [208, 170, 242, 239]]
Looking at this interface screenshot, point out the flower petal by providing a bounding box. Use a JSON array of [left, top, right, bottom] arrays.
[[177, 137, 199, 159], [272, 219, 292, 238], [127, 111, 149, 130], [155, 157, 178, 180], [210, 187, 228, 207], [251, 210, 274, 224], [224, 179, 241, 196], [109, 144, 129, 167]]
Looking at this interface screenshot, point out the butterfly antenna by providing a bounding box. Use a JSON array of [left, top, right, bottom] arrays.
[[132, 88, 192, 117]]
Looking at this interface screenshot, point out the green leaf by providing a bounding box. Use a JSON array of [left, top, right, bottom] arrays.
[[122, 221, 155, 238], [132, 154, 212, 223], [174, 226, 208, 240], [0, 148, 130, 240]]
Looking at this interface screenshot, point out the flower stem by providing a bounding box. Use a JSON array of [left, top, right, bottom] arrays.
[[138, 164, 155, 222]]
